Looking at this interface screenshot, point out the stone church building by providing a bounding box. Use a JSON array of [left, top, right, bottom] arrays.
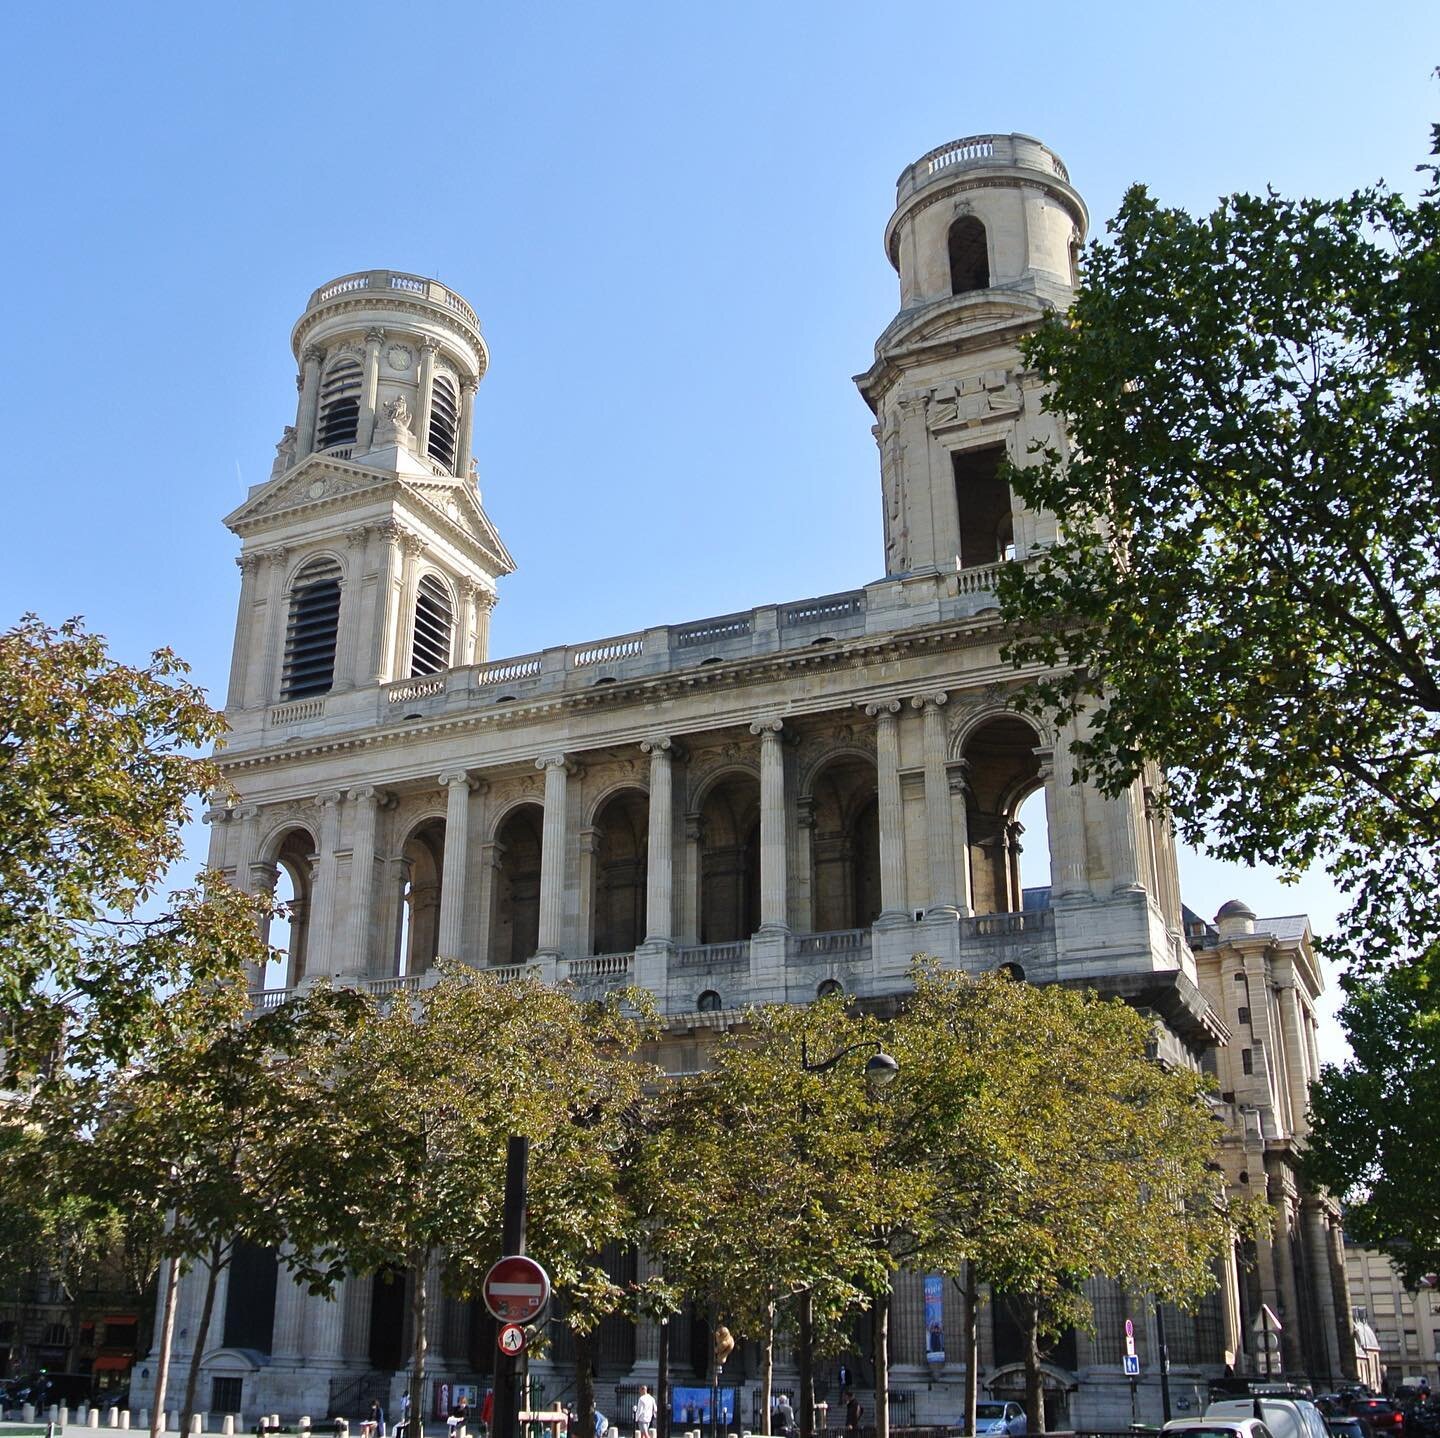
[[135, 134, 1355, 1430]]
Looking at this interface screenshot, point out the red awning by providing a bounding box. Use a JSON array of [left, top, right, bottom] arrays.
[[91, 1356, 133, 1372]]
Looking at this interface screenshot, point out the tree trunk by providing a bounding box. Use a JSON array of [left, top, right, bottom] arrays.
[[760, 1306, 775, 1437], [1022, 1299, 1044, 1438], [797, 1289, 814, 1438], [180, 1239, 227, 1438], [409, 1258, 429, 1438], [150, 1255, 183, 1438], [959, 1266, 978, 1438], [872, 1286, 891, 1438], [576, 1327, 596, 1438]]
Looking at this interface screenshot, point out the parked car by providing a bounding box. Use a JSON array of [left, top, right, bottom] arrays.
[[968, 1402, 1027, 1436], [1325, 1417, 1373, 1438], [1343, 1401, 1402, 1434], [1206, 1394, 1331, 1438], [1163, 1419, 1276, 1438]]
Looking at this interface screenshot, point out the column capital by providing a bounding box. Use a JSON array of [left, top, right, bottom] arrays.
[[475, 588, 499, 612], [641, 735, 677, 757], [461, 376, 480, 395], [910, 690, 949, 710], [236, 551, 262, 576], [345, 523, 373, 549], [255, 543, 292, 567], [578, 825, 602, 857], [248, 859, 279, 891], [864, 698, 902, 719], [315, 790, 345, 809], [365, 326, 386, 344], [377, 518, 406, 544], [400, 532, 427, 559], [228, 802, 261, 824], [536, 752, 574, 774], [302, 345, 325, 366], [418, 335, 440, 356], [348, 785, 384, 807], [439, 769, 476, 791], [749, 717, 784, 737], [202, 804, 230, 827]]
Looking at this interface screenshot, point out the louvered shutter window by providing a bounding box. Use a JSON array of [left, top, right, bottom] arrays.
[[427, 374, 459, 472], [316, 358, 362, 449], [282, 558, 343, 698], [411, 574, 453, 677]]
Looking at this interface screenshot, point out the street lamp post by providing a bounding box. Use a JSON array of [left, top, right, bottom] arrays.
[[795, 1040, 900, 1438]]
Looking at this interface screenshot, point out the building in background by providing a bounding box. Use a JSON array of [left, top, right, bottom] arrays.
[[1343, 1247, 1440, 1393], [132, 133, 1355, 1430]]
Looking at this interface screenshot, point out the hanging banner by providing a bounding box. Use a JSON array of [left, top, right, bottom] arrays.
[[924, 1275, 946, 1364]]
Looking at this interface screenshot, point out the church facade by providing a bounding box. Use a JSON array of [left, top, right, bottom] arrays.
[[136, 134, 1354, 1431]]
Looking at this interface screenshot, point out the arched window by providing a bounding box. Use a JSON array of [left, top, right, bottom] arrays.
[[948, 216, 990, 295], [410, 574, 454, 676], [282, 557, 342, 698], [316, 357, 362, 449], [427, 374, 459, 472], [817, 978, 844, 999], [696, 990, 722, 1013]]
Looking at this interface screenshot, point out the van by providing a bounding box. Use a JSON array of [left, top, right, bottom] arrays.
[[1206, 1396, 1330, 1438]]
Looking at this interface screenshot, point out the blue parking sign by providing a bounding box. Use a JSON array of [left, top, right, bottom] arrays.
[[1123, 1355, 1141, 1376]]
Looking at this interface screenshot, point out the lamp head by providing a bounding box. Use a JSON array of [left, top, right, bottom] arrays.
[[866, 1050, 900, 1090]]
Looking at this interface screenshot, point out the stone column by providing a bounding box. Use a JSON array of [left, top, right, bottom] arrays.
[[333, 528, 369, 692], [1302, 1201, 1344, 1382], [437, 771, 475, 961], [1040, 737, 1087, 902], [416, 338, 439, 458], [345, 787, 382, 976], [343, 1274, 373, 1370], [457, 580, 480, 666], [477, 841, 503, 967], [306, 791, 345, 978], [680, 811, 702, 944], [1267, 1193, 1305, 1374], [1108, 780, 1146, 894], [643, 738, 675, 944], [912, 692, 959, 916], [865, 701, 908, 923], [271, 1265, 310, 1364], [304, 1281, 348, 1366], [577, 827, 600, 956], [750, 719, 789, 934], [226, 806, 264, 985], [536, 755, 571, 955], [357, 327, 385, 451], [457, 378, 478, 479], [374, 522, 406, 685], [295, 346, 324, 458], [950, 762, 972, 914], [251, 546, 291, 708], [1276, 979, 1311, 1137], [393, 533, 426, 682], [474, 590, 497, 665], [226, 554, 261, 710]]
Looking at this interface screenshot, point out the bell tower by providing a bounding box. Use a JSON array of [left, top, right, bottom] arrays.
[[854, 134, 1087, 578], [222, 271, 515, 719]]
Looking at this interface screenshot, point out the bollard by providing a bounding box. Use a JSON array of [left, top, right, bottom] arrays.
[[299, 1420, 312, 1434], [22, 1404, 35, 1423], [58, 1405, 68, 1427], [138, 1409, 150, 1430], [122, 1412, 133, 1431], [224, 1418, 236, 1436], [92, 1407, 103, 1427], [110, 1407, 121, 1427], [191, 1417, 203, 1436]]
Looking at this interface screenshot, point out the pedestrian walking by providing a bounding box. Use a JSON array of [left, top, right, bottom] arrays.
[[634, 1386, 657, 1438]]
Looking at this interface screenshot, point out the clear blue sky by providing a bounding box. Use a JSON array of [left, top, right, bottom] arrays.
[[3, 2, 1435, 1058]]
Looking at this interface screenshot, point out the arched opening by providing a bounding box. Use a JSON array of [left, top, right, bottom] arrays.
[[697, 773, 760, 943], [316, 357, 362, 450], [948, 216, 990, 295], [696, 990, 722, 1013], [264, 829, 315, 988], [281, 557, 343, 699], [808, 755, 881, 932], [493, 804, 543, 964], [962, 717, 1043, 915], [591, 788, 649, 955], [427, 374, 460, 472], [411, 573, 454, 676], [817, 978, 844, 999], [1016, 786, 1050, 908], [395, 818, 445, 977], [952, 445, 1015, 570]]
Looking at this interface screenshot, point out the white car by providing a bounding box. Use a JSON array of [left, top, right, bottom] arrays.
[[1163, 1419, 1276, 1438], [970, 1402, 1027, 1436]]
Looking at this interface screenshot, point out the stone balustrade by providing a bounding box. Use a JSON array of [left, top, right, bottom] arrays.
[[303, 270, 482, 333], [896, 133, 1072, 203]]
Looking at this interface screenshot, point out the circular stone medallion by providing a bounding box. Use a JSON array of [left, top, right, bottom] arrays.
[[386, 344, 413, 372]]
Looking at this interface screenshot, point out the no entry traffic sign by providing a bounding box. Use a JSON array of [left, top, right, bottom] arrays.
[[498, 1323, 527, 1357], [483, 1254, 551, 1323]]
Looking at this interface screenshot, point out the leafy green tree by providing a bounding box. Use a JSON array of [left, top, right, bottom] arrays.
[[995, 131, 1440, 986], [305, 967, 652, 1438], [0, 614, 270, 1084], [1306, 963, 1440, 1283]]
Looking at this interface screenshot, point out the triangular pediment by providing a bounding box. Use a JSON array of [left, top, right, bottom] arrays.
[[224, 452, 390, 530]]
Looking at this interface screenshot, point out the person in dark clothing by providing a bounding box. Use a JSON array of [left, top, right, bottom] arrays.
[[844, 1393, 862, 1437], [773, 1395, 797, 1437]]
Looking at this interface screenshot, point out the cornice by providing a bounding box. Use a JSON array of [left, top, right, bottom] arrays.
[[215, 610, 1031, 781], [291, 295, 486, 378]]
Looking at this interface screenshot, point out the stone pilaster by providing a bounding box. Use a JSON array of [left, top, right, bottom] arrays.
[[1302, 1200, 1344, 1381], [750, 719, 789, 934], [374, 522, 406, 685], [866, 701, 908, 923], [1276, 977, 1311, 1137], [536, 755, 571, 955], [912, 692, 958, 915], [358, 327, 385, 451], [295, 346, 324, 458], [416, 337, 439, 458], [643, 738, 675, 943], [474, 589, 496, 665], [457, 377, 478, 479], [394, 533, 426, 681], [345, 787, 383, 976], [437, 771, 476, 961], [227, 553, 261, 710], [306, 791, 345, 978], [252, 546, 291, 708]]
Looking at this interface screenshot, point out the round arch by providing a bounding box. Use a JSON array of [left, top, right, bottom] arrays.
[[589, 785, 649, 955], [960, 714, 1048, 916], [490, 801, 544, 965], [805, 750, 880, 933]]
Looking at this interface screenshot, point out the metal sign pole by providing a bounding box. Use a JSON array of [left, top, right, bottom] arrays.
[[492, 1137, 530, 1438]]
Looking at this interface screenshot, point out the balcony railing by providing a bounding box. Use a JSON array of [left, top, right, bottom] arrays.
[[673, 940, 751, 967]]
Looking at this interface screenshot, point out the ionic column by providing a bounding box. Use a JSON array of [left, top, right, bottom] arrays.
[[436, 771, 475, 961], [295, 346, 325, 458], [307, 791, 345, 977], [750, 719, 789, 934], [374, 522, 406, 684], [457, 377, 478, 479], [1109, 780, 1146, 894], [345, 787, 382, 976], [251, 546, 291, 708], [474, 589, 497, 665], [416, 338, 439, 459], [911, 693, 959, 916], [536, 755, 572, 955], [227, 554, 261, 710], [866, 701, 908, 922], [642, 737, 675, 944], [357, 327, 385, 451]]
